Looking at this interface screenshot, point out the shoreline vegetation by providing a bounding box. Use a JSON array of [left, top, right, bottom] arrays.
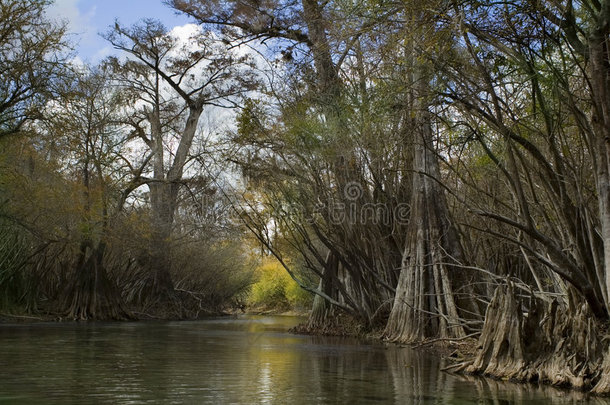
[[2, 0, 610, 398]]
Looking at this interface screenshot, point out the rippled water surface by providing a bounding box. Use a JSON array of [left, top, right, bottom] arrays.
[[0, 315, 608, 404]]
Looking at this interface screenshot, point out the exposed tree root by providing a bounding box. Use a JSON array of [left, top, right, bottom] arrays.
[[122, 270, 223, 319], [306, 293, 337, 329], [299, 251, 343, 333], [592, 348, 610, 394], [292, 310, 368, 336], [62, 247, 131, 321], [463, 283, 610, 394], [383, 111, 477, 343]]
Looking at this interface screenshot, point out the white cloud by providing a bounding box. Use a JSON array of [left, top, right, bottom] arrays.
[[69, 55, 86, 68], [47, 0, 93, 32], [169, 23, 201, 41], [46, 0, 81, 24], [46, 1, 97, 48], [93, 46, 113, 61]]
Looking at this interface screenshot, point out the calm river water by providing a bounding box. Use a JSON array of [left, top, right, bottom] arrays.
[[0, 315, 608, 404]]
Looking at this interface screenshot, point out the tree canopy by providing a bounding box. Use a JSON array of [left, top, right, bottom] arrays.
[[2, 0, 610, 394]]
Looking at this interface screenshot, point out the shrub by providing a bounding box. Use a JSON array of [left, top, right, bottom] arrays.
[[248, 258, 312, 311], [170, 240, 256, 312], [285, 279, 312, 310]]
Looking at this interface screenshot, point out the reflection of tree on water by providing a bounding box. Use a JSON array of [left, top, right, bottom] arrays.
[[293, 335, 397, 403], [385, 346, 455, 404], [382, 345, 610, 405], [450, 370, 610, 404], [3, 318, 610, 404]]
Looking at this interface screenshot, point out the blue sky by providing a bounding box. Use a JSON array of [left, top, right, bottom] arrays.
[[47, 0, 193, 62]]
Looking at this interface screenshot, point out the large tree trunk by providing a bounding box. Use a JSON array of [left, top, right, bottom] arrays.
[[131, 182, 178, 309], [62, 241, 130, 320], [150, 183, 176, 292], [302, 0, 367, 324], [463, 283, 608, 393], [63, 128, 130, 320], [589, 3, 610, 314], [307, 251, 339, 330], [382, 8, 480, 342], [134, 103, 203, 310], [301, 0, 341, 106], [384, 117, 468, 342]]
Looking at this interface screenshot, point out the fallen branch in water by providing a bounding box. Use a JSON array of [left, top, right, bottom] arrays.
[[441, 360, 474, 373]]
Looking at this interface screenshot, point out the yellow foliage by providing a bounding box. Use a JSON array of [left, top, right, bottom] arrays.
[[248, 258, 312, 311]]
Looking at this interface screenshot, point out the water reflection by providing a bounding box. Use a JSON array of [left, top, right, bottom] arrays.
[[0, 315, 607, 404]]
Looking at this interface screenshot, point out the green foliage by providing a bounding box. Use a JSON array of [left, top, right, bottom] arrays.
[[248, 258, 312, 311], [284, 278, 313, 310], [236, 98, 265, 141], [0, 0, 68, 137]]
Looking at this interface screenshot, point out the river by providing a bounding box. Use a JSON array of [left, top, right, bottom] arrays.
[[0, 315, 607, 404]]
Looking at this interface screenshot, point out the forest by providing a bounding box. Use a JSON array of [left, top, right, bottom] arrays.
[[1, 0, 610, 395]]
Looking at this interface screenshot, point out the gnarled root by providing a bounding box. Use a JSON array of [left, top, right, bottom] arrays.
[[465, 283, 607, 393], [466, 283, 526, 379], [592, 348, 610, 394], [62, 252, 131, 321]]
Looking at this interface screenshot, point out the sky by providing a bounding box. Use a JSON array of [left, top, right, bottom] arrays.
[[47, 0, 193, 63], [44, 0, 261, 141]]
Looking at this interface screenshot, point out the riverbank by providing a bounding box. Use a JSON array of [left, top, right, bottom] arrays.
[[244, 308, 310, 317], [0, 306, 307, 324], [0, 306, 228, 324], [0, 312, 55, 323]]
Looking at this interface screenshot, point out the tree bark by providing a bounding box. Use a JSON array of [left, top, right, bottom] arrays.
[[307, 251, 339, 330], [465, 283, 605, 392], [62, 241, 130, 320], [137, 103, 204, 307], [589, 1, 610, 314], [384, 113, 468, 342]]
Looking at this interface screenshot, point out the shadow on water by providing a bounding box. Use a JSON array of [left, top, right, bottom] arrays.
[[0, 315, 608, 404]]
